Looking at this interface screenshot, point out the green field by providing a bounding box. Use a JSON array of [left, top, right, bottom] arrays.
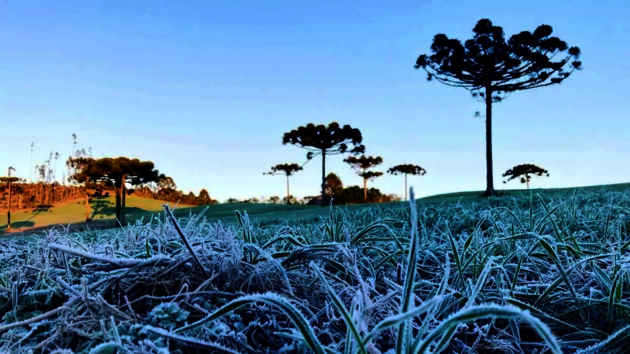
[[0, 196, 322, 234], [2, 182, 630, 235]]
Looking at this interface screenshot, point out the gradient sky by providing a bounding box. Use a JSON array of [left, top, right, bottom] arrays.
[[0, 0, 628, 202]]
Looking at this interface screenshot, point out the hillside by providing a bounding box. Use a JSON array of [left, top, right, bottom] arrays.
[[2, 182, 630, 236]]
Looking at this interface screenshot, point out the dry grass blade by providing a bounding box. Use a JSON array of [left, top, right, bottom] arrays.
[[163, 204, 209, 277], [310, 261, 367, 354], [410, 305, 561, 354], [174, 293, 326, 354]]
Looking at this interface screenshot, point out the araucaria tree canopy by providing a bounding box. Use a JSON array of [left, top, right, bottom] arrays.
[[344, 155, 384, 202], [283, 122, 365, 206], [387, 164, 427, 201], [264, 163, 303, 205], [415, 18, 581, 197], [503, 164, 549, 189], [67, 157, 163, 225]]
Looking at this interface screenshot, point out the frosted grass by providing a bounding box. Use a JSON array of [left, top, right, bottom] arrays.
[[1, 187, 630, 352]]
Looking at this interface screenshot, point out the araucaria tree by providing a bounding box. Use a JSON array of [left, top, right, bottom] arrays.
[[415, 18, 582, 197], [283, 122, 365, 207], [387, 164, 427, 201], [0, 166, 19, 229], [343, 155, 384, 202], [503, 163, 549, 189], [67, 157, 162, 225], [263, 163, 303, 205]]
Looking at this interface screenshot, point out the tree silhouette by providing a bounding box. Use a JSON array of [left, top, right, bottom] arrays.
[[263, 163, 303, 205], [29, 142, 34, 183], [198, 189, 211, 202], [282, 195, 298, 205], [502, 164, 549, 189], [387, 164, 427, 201], [415, 18, 582, 197], [283, 122, 365, 207], [0, 167, 19, 229], [268, 196, 280, 204], [325, 172, 343, 198], [67, 157, 162, 225], [343, 155, 383, 202]]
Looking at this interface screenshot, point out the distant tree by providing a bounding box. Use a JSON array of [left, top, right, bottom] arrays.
[[51, 152, 60, 203], [283, 122, 365, 207], [199, 189, 210, 200], [387, 164, 427, 201], [343, 155, 384, 202], [0, 167, 19, 229], [29, 142, 34, 183], [415, 19, 582, 197], [332, 185, 395, 205], [282, 195, 298, 205], [193, 189, 218, 205], [67, 157, 162, 225], [502, 164, 549, 189], [268, 195, 280, 204], [264, 163, 303, 205], [326, 172, 343, 192], [226, 198, 240, 204]]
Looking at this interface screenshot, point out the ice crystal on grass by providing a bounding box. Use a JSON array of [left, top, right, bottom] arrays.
[[3, 187, 630, 352], [148, 303, 189, 329]]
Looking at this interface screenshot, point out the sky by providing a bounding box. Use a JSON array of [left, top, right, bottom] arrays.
[[0, 0, 628, 202]]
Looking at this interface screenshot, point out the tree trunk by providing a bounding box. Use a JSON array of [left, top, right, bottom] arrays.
[[363, 177, 367, 203], [483, 85, 495, 197], [286, 175, 291, 205], [121, 175, 127, 226], [321, 150, 326, 207], [405, 173, 408, 201], [84, 193, 91, 222], [7, 180, 12, 230], [526, 175, 530, 190], [115, 180, 122, 224]]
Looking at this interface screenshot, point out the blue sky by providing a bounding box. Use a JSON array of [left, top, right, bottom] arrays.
[[0, 0, 628, 202]]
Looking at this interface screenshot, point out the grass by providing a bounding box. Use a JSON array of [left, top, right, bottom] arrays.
[[4, 182, 630, 235], [2, 185, 630, 352], [0, 196, 320, 235]]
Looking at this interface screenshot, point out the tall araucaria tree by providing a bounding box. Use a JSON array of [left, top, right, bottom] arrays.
[[387, 164, 427, 201], [343, 155, 384, 202], [414, 18, 582, 197], [282, 122, 365, 207], [263, 163, 303, 205], [0, 166, 19, 229], [67, 157, 162, 225], [503, 163, 549, 190]]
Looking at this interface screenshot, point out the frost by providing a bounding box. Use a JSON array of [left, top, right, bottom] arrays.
[[0, 188, 629, 352]]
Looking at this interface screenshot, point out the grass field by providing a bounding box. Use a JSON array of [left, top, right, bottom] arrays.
[[0, 196, 193, 232], [2, 185, 630, 352], [2, 182, 630, 235]]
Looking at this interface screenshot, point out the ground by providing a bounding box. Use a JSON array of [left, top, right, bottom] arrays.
[[1, 182, 629, 237]]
